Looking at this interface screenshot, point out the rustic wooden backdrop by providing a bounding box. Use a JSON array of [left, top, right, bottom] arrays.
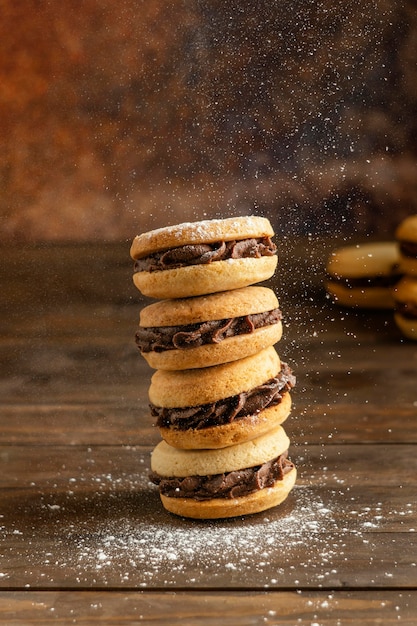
[[1, 0, 416, 242]]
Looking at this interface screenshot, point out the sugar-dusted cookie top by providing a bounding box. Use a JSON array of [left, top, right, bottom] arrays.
[[130, 216, 274, 259]]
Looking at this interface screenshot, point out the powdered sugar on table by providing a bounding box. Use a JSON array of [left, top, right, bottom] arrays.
[[1, 464, 415, 589]]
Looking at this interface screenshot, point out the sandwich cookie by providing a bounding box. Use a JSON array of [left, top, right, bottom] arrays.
[[149, 346, 295, 450], [150, 424, 297, 519], [393, 276, 417, 340], [130, 216, 278, 299], [395, 214, 417, 276], [136, 286, 283, 370], [326, 241, 403, 308]]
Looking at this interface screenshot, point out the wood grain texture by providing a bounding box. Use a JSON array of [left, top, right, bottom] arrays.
[[0, 591, 416, 625], [0, 241, 416, 622]]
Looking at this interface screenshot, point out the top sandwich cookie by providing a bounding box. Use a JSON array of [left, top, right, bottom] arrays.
[[130, 216, 278, 299], [136, 286, 283, 370], [395, 214, 417, 276], [326, 241, 403, 308]]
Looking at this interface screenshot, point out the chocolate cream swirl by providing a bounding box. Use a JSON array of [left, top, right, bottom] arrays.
[[327, 268, 403, 289], [136, 308, 282, 353], [399, 241, 417, 258], [149, 451, 294, 500], [151, 362, 295, 431], [134, 237, 277, 273], [395, 301, 417, 319]]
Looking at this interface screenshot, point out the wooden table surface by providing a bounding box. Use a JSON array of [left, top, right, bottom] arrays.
[[1, 239, 416, 625]]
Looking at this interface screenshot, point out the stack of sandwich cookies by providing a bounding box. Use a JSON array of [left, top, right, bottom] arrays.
[[325, 241, 403, 309], [130, 216, 297, 518], [324, 215, 417, 339], [394, 214, 417, 340]]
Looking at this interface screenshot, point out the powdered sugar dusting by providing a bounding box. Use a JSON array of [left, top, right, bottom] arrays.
[[67, 485, 346, 588], [136, 216, 266, 240], [1, 467, 415, 588], [131, 215, 272, 257], [58, 483, 416, 588]]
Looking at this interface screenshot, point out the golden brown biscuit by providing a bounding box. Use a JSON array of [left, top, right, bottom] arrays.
[[326, 241, 403, 308], [159, 468, 297, 519], [149, 346, 295, 449], [131, 216, 275, 258], [150, 425, 296, 519], [130, 216, 278, 298], [136, 286, 283, 370], [151, 423, 290, 475], [149, 345, 280, 407], [393, 276, 417, 340]]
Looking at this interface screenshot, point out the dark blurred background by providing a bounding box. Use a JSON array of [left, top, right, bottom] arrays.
[[1, 0, 416, 242]]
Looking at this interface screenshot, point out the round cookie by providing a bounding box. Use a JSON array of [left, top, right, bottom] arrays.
[[326, 241, 403, 308], [149, 346, 295, 449], [159, 469, 297, 519], [136, 286, 283, 370], [149, 345, 280, 408], [151, 423, 290, 476], [150, 425, 296, 519], [393, 276, 417, 340], [131, 216, 275, 258], [395, 214, 417, 276], [130, 216, 278, 299]]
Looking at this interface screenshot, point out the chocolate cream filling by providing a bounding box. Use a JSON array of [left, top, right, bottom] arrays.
[[151, 362, 295, 431], [136, 308, 282, 353], [395, 301, 417, 319], [399, 241, 417, 259], [133, 237, 277, 273], [327, 268, 403, 289], [149, 451, 294, 500]]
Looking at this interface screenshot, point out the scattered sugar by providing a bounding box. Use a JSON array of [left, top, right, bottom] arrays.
[[66, 485, 345, 587], [1, 468, 415, 590]]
